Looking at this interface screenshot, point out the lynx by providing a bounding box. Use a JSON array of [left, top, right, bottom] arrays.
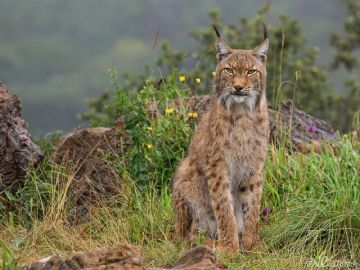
[[172, 25, 270, 252]]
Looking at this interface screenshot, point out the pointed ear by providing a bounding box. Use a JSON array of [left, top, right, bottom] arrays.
[[253, 38, 269, 63], [213, 25, 232, 61]]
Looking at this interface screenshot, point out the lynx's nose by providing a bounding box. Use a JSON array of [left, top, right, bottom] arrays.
[[234, 85, 244, 92], [234, 85, 248, 96]]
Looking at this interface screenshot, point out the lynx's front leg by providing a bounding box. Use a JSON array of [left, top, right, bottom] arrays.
[[238, 172, 263, 251], [206, 161, 239, 252]]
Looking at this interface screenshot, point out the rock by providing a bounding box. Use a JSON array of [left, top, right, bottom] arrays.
[[176, 96, 339, 151], [0, 82, 44, 192], [165, 246, 227, 270], [26, 244, 145, 270], [268, 100, 339, 151], [26, 244, 227, 270], [53, 117, 130, 224]]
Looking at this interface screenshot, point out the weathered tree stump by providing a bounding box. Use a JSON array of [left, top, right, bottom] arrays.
[[53, 117, 130, 224], [0, 82, 43, 192]]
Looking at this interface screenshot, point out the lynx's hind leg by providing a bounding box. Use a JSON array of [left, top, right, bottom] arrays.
[[172, 157, 203, 240], [172, 188, 194, 239]]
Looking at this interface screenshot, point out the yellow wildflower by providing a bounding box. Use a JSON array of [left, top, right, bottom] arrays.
[[212, 71, 216, 77], [188, 112, 198, 118], [146, 143, 153, 149], [165, 107, 174, 114], [179, 75, 186, 82], [195, 78, 201, 84], [147, 126, 153, 131]]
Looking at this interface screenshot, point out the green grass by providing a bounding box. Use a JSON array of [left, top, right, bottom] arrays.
[[0, 75, 359, 269], [264, 138, 360, 260]]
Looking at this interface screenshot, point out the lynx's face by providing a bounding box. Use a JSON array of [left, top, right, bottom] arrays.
[[213, 28, 269, 111]]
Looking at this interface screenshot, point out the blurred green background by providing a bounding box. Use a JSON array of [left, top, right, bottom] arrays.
[[0, 0, 354, 136]]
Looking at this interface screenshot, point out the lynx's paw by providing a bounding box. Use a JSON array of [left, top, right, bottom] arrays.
[[174, 232, 197, 244], [205, 238, 239, 254], [217, 242, 240, 254], [240, 234, 260, 252]]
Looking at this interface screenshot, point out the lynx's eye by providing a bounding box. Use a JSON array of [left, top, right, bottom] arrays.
[[247, 69, 257, 75], [224, 68, 234, 75]]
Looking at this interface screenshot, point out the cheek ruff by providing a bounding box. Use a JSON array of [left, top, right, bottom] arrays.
[[220, 91, 258, 111]]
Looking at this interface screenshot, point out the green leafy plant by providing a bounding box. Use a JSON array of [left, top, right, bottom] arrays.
[[104, 71, 194, 189]]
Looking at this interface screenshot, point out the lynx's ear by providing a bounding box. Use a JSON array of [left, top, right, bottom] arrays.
[[253, 22, 269, 63], [213, 25, 232, 62], [253, 38, 269, 63]]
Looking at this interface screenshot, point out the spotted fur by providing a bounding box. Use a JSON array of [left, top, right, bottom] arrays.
[[172, 27, 270, 252]]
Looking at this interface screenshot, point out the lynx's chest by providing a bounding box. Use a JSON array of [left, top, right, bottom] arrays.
[[224, 117, 268, 185]]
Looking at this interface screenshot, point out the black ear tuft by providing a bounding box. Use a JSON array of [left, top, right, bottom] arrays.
[[213, 25, 232, 62], [262, 21, 268, 40], [213, 25, 221, 38]]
